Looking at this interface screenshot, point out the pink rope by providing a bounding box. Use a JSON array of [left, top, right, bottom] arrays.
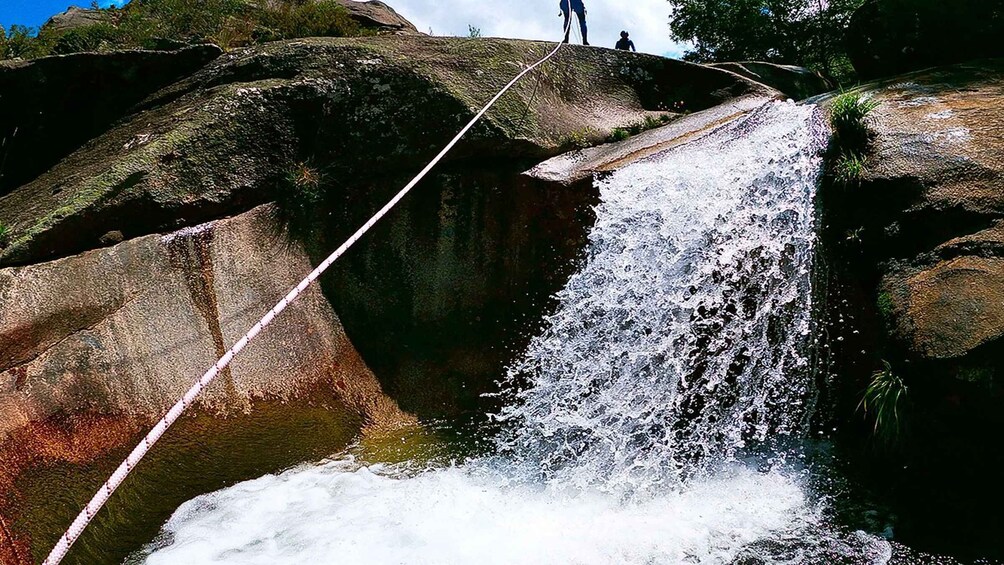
[[42, 7, 575, 563]]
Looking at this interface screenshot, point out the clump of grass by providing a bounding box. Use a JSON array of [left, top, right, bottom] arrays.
[[827, 92, 879, 187], [858, 360, 909, 444], [0, 222, 10, 248], [830, 92, 879, 150], [606, 114, 674, 143], [275, 162, 325, 236], [467, 25, 482, 38], [559, 128, 597, 151], [833, 153, 866, 185]]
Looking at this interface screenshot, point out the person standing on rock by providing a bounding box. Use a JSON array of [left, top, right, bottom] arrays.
[[559, 0, 589, 45], [616, 31, 636, 51]]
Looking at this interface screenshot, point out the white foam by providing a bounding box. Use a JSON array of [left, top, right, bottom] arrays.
[[137, 458, 812, 565]]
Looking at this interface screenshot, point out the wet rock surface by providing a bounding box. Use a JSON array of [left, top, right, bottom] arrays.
[[825, 60, 1004, 365], [710, 61, 832, 100]]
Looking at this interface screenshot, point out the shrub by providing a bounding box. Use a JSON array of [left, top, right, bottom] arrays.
[[608, 128, 630, 142], [0, 24, 36, 59], [560, 128, 596, 151], [256, 0, 361, 42], [0, 0, 367, 60], [606, 114, 673, 143], [468, 25, 482, 38], [46, 23, 119, 55], [858, 360, 909, 444]]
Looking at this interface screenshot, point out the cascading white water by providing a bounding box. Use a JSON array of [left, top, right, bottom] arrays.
[[496, 100, 826, 495], [134, 101, 891, 564]]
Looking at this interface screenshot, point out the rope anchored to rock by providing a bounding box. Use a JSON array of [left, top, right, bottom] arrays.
[[43, 3, 577, 563]]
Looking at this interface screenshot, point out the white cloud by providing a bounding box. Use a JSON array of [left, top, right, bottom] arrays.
[[382, 0, 688, 58]]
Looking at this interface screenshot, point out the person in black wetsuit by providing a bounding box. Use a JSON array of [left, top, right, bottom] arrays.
[[615, 30, 636, 51], [559, 0, 589, 45]]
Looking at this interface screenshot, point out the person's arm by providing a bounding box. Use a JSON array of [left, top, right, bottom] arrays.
[[631, 41, 636, 52]]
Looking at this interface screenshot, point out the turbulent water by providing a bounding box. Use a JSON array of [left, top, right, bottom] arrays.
[[134, 101, 894, 564]]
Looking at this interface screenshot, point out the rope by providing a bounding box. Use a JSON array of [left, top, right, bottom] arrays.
[[42, 4, 575, 564]]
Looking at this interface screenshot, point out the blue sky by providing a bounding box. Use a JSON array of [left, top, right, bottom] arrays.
[[1, 0, 128, 31]]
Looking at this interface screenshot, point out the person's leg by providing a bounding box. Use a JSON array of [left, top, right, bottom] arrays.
[[577, 9, 589, 45], [562, 11, 571, 43]]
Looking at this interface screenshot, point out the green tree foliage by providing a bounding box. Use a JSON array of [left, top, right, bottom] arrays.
[[0, 24, 36, 59], [0, 0, 367, 60], [668, 0, 865, 82]]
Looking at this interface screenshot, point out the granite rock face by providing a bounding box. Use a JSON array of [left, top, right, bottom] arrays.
[[0, 205, 412, 564]]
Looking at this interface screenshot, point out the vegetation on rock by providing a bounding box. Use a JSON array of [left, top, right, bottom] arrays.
[[275, 161, 326, 238], [607, 114, 674, 143], [858, 360, 910, 444], [826, 91, 877, 187], [0, 0, 369, 59]]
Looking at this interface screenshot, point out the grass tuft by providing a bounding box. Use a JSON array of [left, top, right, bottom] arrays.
[[858, 360, 909, 444], [826, 92, 879, 188], [275, 162, 325, 237], [0, 222, 10, 248], [830, 92, 879, 150]]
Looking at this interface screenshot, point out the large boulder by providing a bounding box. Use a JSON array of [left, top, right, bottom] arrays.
[[819, 59, 1004, 556], [334, 0, 420, 35], [847, 0, 1004, 80], [40, 6, 109, 33], [830, 60, 1004, 365], [0, 204, 412, 564], [0, 35, 771, 268], [0, 45, 223, 196]]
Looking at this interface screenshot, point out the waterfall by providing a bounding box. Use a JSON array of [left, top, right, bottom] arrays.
[[497, 100, 827, 494], [135, 101, 894, 565]]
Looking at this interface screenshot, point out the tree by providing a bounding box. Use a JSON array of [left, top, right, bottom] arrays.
[[668, 0, 865, 82]]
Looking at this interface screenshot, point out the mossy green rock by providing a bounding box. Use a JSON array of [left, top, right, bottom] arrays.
[[0, 35, 769, 268]]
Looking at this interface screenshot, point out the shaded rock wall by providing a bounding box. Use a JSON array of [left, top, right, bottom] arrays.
[[818, 59, 1004, 559], [0, 45, 223, 197], [318, 164, 598, 419]]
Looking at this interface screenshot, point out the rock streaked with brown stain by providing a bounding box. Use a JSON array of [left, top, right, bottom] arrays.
[[902, 256, 1004, 358], [849, 61, 1004, 362], [0, 204, 414, 562]]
